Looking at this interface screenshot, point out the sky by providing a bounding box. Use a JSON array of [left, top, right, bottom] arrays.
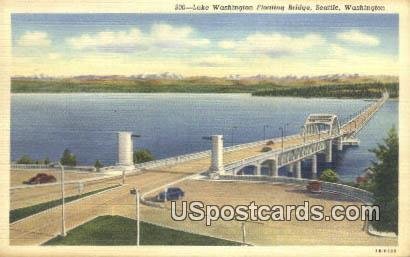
[[11, 13, 398, 77]]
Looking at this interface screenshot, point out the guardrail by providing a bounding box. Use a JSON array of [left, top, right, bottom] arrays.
[[11, 164, 97, 172], [133, 134, 303, 171], [10, 173, 122, 190], [219, 175, 374, 204], [341, 92, 388, 135], [224, 133, 332, 172], [11, 164, 53, 169]]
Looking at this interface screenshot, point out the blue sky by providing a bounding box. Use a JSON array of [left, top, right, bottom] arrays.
[[11, 13, 399, 76]]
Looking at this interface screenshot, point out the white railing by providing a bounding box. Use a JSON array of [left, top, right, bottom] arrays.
[[11, 164, 53, 169], [134, 133, 302, 170], [341, 92, 388, 135], [224, 133, 332, 172], [11, 163, 97, 172], [219, 175, 374, 204], [135, 151, 211, 170]]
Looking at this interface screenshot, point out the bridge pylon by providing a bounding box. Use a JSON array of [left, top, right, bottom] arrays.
[[117, 132, 136, 171], [325, 139, 333, 163], [209, 135, 225, 175]]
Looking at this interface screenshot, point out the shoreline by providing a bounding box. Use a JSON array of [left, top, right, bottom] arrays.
[[10, 91, 399, 100]]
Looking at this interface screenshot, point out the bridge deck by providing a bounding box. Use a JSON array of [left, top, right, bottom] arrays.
[[147, 92, 387, 174], [148, 133, 331, 174]]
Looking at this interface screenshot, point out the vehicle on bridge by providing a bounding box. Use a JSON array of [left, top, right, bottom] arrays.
[[23, 173, 57, 185], [157, 187, 185, 201]]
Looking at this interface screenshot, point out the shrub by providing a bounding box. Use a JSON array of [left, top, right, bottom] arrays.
[[60, 149, 77, 166], [94, 160, 103, 171], [133, 149, 154, 164], [319, 168, 338, 183], [16, 155, 34, 164]]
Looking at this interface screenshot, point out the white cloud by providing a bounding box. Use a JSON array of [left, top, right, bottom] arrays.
[[67, 29, 145, 52], [13, 29, 396, 77], [150, 23, 210, 48], [218, 33, 325, 57], [66, 24, 209, 52], [337, 30, 380, 46], [17, 31, 51, 47]]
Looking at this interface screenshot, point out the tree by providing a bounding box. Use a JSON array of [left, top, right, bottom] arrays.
[[319, 168, 338, 183], [370, 127, 398, 234], [133, 149, 154, 164], [94, 159, 103, 171], [60, 148, 77, 166], [16, 155, 34, 164], [44, 157, 50, 165]]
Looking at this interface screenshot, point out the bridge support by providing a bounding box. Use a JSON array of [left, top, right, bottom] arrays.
[[256, 164, 262, 176], [268, 160, 278, 177], [311, 154, 317, 179], [325, 139, 332, 163], [210, 135, 225, 175], [337, 137, 343, 151], [117, 132, 135, 170], [288, 163, 294, 175], [295, 161, 302, 178]]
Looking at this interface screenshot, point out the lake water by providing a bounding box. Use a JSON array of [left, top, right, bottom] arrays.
[[11, 93, 398, 182]]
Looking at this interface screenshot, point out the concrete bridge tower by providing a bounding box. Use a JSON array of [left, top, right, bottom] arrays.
[[210, 135, 225, 175], [117, 132, 134, 170]]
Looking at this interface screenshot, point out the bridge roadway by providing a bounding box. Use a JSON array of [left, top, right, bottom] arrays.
[[9, 93, 388, 245], [217, 91, 389, 176]]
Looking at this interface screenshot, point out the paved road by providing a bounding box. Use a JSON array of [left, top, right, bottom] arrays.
[[9, 96, 386, 245], [9, 133, 319, 245]]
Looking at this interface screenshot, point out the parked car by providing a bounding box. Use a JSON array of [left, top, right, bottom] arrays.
[[24, 173, 57, 185], [306, 180, 322, 193], [157, 187, 185, 201]]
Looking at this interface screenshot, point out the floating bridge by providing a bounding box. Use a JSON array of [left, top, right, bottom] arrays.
[[113, 92, 388, 180]]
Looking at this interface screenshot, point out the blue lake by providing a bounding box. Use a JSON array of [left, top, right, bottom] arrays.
[[11, 93, 398, 182]]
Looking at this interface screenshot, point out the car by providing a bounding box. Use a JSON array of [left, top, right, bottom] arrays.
[[306, 180, 322, 194], [157, 187, 185, 201], [24, 173, 57, 185]]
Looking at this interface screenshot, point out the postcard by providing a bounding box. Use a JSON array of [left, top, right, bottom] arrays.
[[0, 0, 409, 256]]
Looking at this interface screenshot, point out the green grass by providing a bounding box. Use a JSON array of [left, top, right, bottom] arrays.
[[10, 185, 120, 223], [44, 215, 241, 246]]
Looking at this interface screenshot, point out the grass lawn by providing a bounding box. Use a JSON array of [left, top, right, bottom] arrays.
[[10, 185, 120, 223], [44, 215, 241, 246]]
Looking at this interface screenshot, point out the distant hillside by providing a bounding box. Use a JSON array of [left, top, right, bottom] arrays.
[[11, 74, 398, 97], [252, 82, 398, 98]]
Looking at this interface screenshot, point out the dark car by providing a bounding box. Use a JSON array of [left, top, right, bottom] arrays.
[[24, 173, 57, 185], [157, 187, 185, 201]]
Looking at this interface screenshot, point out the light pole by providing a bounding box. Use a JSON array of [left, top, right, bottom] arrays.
[[231, 126, 238, 146], [241, 222, 246, 245], [284, 123, 290, 138], [130, 187, 140, 246], [154, 127, 160, 148], [279, 127, 284, 152], [57, 162, 66, 237], [263, 125, 270, 141], [301, 126, 306, 144]]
